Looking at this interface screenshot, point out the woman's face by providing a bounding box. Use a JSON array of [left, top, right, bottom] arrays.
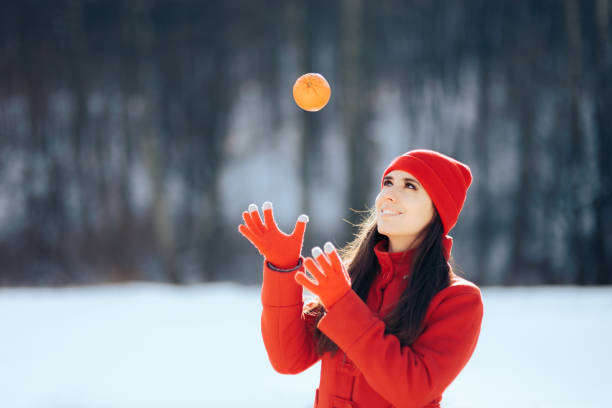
[[375, 170, 435, 252]]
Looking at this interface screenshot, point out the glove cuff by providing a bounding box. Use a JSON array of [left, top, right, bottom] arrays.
[[266, 257, 303, 272]]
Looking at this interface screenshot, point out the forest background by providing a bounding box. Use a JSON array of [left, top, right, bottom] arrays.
[[1, 0, 610, 288]]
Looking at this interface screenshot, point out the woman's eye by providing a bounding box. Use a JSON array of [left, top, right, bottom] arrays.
[[384, 180, 416, 189]]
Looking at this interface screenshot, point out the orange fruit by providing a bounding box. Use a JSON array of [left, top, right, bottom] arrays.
[[292, 73, 331, 112]]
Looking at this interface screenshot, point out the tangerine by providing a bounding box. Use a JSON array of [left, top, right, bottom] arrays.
[[292, 73, 331, 112]]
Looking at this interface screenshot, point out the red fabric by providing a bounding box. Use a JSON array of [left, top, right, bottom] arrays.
[[381, 149, 473, 261], [260, 239, 484, 408]]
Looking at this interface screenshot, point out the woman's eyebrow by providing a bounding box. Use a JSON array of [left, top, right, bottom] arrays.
[[384, 175, 421, 186]]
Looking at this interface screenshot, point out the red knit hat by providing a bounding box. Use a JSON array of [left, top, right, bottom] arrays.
[[381, 149, 473, 260]]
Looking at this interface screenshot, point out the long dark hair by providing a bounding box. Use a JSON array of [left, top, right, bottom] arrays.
[[304, 205, 461, 357]]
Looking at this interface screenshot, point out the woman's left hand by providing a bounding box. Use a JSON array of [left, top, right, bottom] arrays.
[[294, 242, 352, 310]]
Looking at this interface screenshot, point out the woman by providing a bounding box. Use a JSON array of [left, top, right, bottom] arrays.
[[238, 149, 484, 408]]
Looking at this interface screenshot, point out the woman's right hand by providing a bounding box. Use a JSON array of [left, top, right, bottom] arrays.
[[237, 201, 309, 269]]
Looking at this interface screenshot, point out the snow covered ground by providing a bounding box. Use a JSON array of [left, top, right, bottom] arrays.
[[1, 283, 610, 408]]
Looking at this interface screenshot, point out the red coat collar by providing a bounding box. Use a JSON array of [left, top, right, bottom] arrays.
[[373, 239, 417, 281]]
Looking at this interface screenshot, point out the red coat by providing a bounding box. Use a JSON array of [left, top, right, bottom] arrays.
[[261, 240, 484, 408]]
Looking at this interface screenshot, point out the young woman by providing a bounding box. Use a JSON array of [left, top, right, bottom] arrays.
[[238, 149, 484, 408]]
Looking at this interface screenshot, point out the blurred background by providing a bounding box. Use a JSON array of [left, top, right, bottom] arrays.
[[1, 0, 611, 287], [1, 1, 611, 407]]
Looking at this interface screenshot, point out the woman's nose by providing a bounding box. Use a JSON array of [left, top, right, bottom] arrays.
[[381, 188, 397, 201]]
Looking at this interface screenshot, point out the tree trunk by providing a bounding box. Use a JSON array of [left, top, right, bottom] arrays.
[[593, 0, 612, 284], [342, 0, 372, 238], [289, 0, 324, 236], [564, 0, 592, 284], [473, 54, 491, 284]]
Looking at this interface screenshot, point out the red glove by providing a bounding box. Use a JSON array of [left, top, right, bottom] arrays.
[[295, 242, 352, 310], [237, 201, 309, 269]]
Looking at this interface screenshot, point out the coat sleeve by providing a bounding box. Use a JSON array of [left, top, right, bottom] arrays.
[[317, 284, 484, 408], [260, 256, 321, 374]]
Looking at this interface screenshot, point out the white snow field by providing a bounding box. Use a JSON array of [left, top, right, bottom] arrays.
[[0, 283, 610, 408]]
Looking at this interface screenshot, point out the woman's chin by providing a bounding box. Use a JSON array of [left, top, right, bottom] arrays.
[[376, 225, 395, 236]]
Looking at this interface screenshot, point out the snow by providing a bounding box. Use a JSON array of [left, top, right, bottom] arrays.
[[1, 283, 610, 408]]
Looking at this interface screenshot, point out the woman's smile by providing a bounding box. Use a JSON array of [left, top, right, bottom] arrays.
[[380, 209, 403, 217]]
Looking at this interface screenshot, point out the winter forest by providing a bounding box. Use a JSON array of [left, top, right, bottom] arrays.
[[2, 2, 612, 407], [0, 0, 611, 287]]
